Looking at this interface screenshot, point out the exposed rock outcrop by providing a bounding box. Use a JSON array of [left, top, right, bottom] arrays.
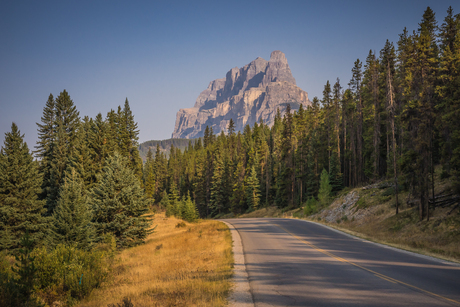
[[172, 51, 310, 139]]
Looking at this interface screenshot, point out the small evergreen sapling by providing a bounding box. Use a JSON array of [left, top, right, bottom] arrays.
[[318, 169, 332, 207]]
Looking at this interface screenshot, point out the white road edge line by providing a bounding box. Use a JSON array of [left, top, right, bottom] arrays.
[[295, 219, 460, 267], [221, 221, 255, 307]]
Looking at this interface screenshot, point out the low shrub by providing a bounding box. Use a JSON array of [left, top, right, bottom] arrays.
[[33, 244, 111, 305], [303, 197, 318, 216], [175, 222, 187, 228]]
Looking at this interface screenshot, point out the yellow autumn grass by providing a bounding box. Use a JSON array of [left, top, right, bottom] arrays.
[[77, 213, 233, 307]]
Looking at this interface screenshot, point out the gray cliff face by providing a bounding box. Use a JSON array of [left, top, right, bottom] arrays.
[[172, 51, 310, 139]]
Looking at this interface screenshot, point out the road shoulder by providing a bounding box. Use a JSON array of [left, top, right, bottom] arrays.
[[220, 220, 254, 307]]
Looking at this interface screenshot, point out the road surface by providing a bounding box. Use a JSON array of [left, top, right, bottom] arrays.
[[222, 218, 460, 306]]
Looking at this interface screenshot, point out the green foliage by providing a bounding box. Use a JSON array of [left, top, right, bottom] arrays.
[[108, 297, 134, 307], [143, 148, 155, 199], [329, 152, 343, 193], [0, 123, 47, 253], [46, 90, 81, 215], [245, 166, 261, 210], [160, 190, 170, 212], [303, 197, 318, 216], [89, 153, 153, 249], [181, 193, 198, 223], [168, 181, 180, 218], [33, 244, 110, 304], [175, 221, 186, 228], [47, 168, 96, 250], [318, 169, 332, 207], [355, 197, 368, 209], [138, 138, 192, 161], [0, 232, 44, 307]]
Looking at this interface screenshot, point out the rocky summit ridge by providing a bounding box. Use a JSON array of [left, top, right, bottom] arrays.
[[171, 51, 311, 139]]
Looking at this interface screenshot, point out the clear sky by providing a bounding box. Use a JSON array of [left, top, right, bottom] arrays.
[[1, 0, 458, 149]]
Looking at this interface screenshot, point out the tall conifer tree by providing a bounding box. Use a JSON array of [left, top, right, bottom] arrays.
[[0, 123, 47, 253], [47, 168, 96, 250], [89, 153, 152, 248]]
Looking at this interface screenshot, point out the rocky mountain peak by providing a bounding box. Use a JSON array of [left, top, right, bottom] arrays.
[[270, 50, 288, 63], [172, 51, 310, 139]]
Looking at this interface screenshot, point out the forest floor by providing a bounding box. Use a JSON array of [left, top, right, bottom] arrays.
[[228, 168, 460, 264], [77, 213, 233, 307]]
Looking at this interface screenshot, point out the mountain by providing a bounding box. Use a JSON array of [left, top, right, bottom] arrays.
[[138, 138, 193, 161], [172, 51, 311, 139]]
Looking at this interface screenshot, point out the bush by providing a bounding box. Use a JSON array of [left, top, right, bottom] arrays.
[[382, 185, 403, 197], [303, 197, 318, 216], [175, 222, 186, 228], [108, 297, 134, 307], [0, 233, 44, 307], [33, 244, 111, 305]]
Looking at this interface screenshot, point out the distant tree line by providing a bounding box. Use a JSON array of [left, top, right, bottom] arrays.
[[145, 7, 460, 221]]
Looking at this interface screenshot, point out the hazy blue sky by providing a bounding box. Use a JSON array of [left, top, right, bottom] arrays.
[[1, 0, 458, 149]]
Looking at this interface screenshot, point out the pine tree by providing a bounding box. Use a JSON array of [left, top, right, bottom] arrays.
[[46, 90, 80, 214], [318, 169, 332, 207], [168, 181, 180, 217], [35, 94, 55, 201], [349, 59, 364, 184], [160, 190, 170, 211], [329, 152, 342, 194], [401, 7, 438, 220], [89, 153, 152, 248], [181, 192, 198, 222], [144, 148, 155, 199], [210, 148, 225, 215], [10, 232, 42, 307], [0, 123, 47, 253], [245, 165, 260, 210], [87, 113, 109, 183], [47, 168, 96, 250]]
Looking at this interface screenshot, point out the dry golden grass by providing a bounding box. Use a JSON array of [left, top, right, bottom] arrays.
[[77, 213, 233, 307]]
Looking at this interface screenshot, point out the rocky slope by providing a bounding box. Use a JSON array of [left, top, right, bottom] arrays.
[[172, 51, 311, 139]]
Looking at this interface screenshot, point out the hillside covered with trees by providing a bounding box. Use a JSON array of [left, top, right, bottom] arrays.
[[145, 6, 460, 220]]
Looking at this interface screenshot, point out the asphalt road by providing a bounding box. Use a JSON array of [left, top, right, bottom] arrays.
[[222, 218, 460, 306]]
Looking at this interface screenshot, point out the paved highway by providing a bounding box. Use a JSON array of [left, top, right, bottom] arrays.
[[222, 218, 460, 306]]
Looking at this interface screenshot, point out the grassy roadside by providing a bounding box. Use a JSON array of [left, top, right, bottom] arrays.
[[77, 212, 233, 307]]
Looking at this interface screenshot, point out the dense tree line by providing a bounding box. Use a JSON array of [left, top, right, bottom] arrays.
[[1, 92, 151, 254], [148, 7, 460, 221]]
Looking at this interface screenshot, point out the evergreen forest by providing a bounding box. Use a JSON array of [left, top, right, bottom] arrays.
[[146, 7, 460, 221]]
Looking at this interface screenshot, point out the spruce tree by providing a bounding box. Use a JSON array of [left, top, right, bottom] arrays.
[[182, 192, 198, 222], [168, 181, 180, 217], [210, 148, 225, 215], [46, 90, 80, 214], [329, 152, 342, 194], [245, 165, 261, 210], [144, 148, 155, 199], [318, 169, 332, 208], [160, 190, 170, 211], [89, 153, 152, 248], [35, 93, 55, 201], [0, 123, 47, 253], [47, 168, 96, 250]]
